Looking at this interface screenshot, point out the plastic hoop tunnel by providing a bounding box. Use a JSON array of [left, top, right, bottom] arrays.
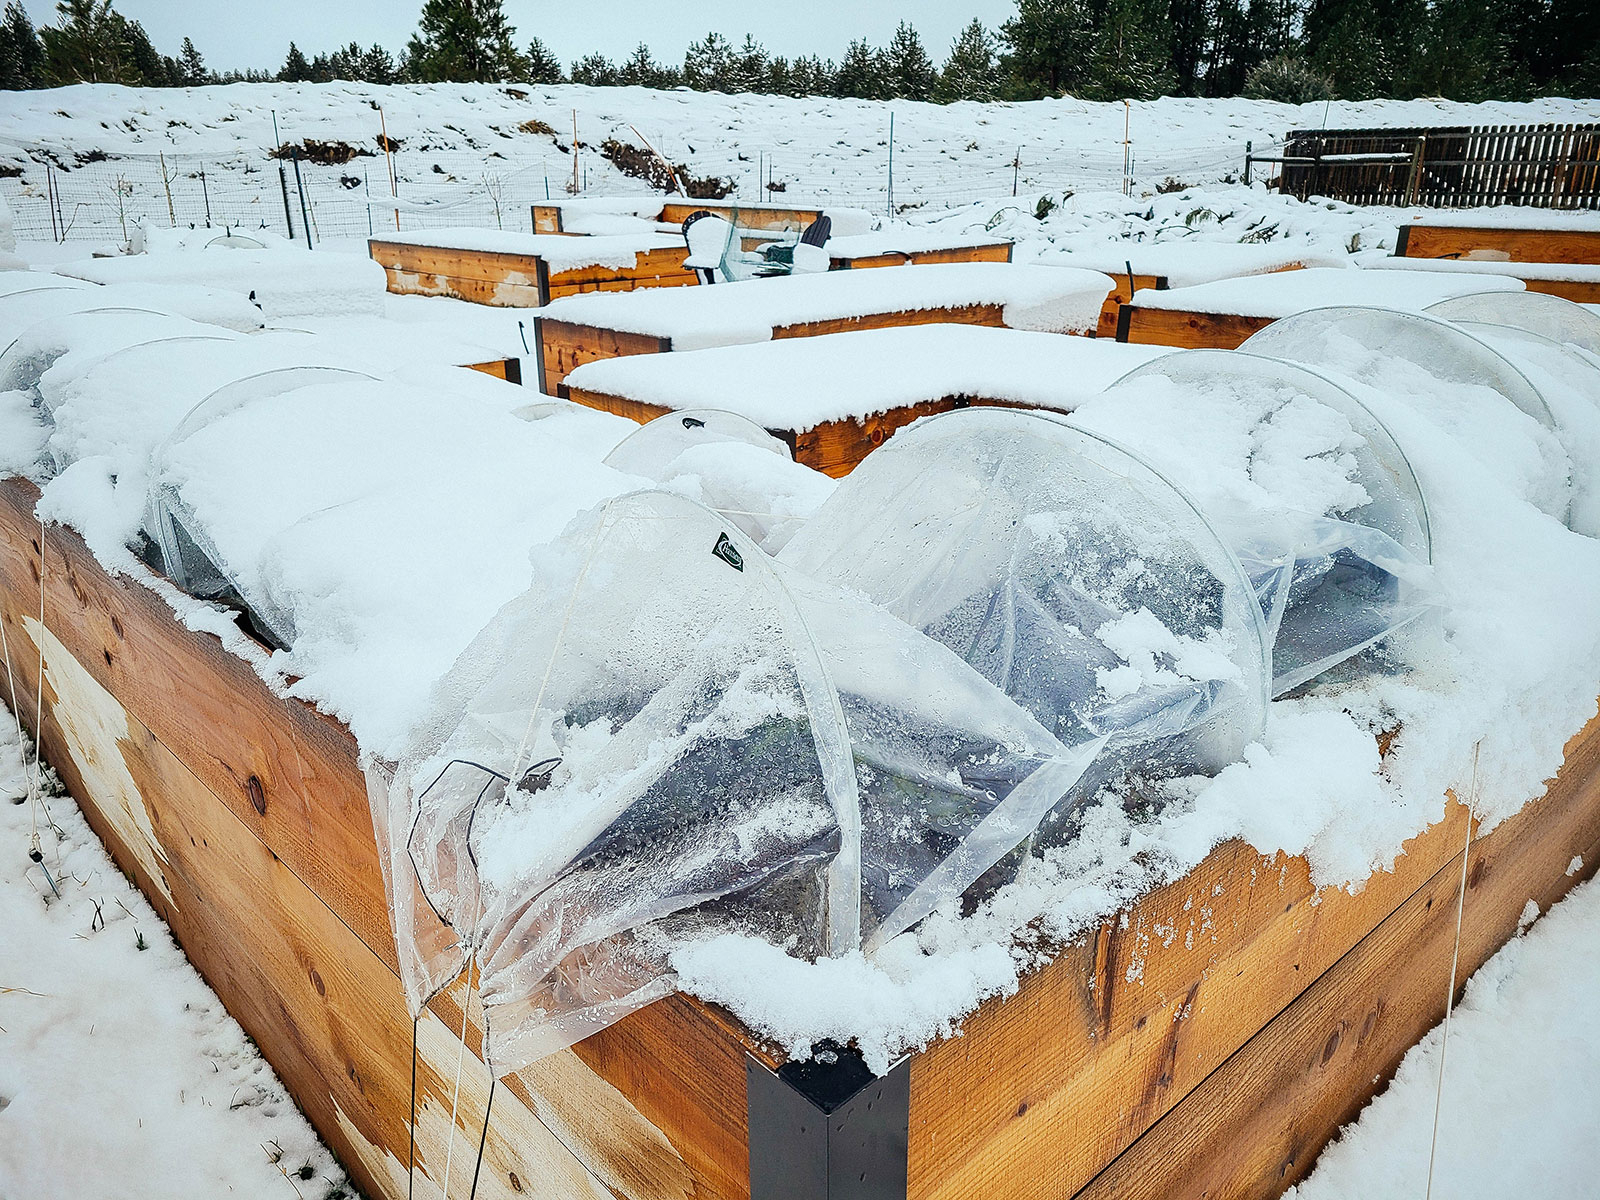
[[779, 406, 1271, 839], [1240, 305, 1573, 523], [1082, 350, 1440, 695], [380, 488, 1101, 1071], [1427, 291, 1600, 358], [602, 407, 831, 551]]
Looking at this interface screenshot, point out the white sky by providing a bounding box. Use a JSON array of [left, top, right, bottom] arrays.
[[20, 1, 1019, 76]]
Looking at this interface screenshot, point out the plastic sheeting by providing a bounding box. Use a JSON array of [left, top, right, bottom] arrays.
[[146, 365, 381, 647], [374, 490, 1105, 1069], [780, 407, 1271, 834], [1241, 305, 1573, 523], [601, 408, 818, 550], [1096, 350, 1438, 695], [1427, 291, 1600, 358]]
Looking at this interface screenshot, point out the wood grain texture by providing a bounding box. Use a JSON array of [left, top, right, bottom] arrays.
[[791, 399, 965, 476], [828, 244, 1014, 270], [535, 319, 671, 397], [1519, 275, 1600, 303], [907, 796, 1468, 1200], [772, 302, 1011, 340], [1117, 306, 1276, 348], [1098, 273, 1166, 338], [372, 241, 696, 308], [1396, 224, 1600, 265], [0, 481, 755, 1200], [1071, 709, 1600, 1199]]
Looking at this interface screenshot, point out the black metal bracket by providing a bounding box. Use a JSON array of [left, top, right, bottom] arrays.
[[747, 1042, 909, 1200]]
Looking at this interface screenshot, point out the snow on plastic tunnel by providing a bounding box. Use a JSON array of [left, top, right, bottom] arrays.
[[378, 490, 1103, 1070], [1076, 350, 1440, 695], [780, 407, 1272, 840]]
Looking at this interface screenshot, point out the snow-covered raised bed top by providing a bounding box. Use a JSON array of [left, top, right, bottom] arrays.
[[564, 323, 1169, 431], [1053, 241, 1345, 288], [53, 247, 389, 321], [1405, 209, 1600, 230], [368, 226, 683, 273], [539, 262, 1116, 347], [824, 229, 1013, 261], [1368, 255, 1600, 284], [1130, 265, 1522, 317]]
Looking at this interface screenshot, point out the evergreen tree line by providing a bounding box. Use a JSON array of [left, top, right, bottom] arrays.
[[4, 0, 1596, 102]]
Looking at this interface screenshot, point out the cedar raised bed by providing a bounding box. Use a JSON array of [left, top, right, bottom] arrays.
[[531, 200, 833, 236], [536, 303, 1010, 397], [827, 242, 1014, 271], [1396, 222, 1600, 266], [2, 474, 1596, 1200], [369, 236, 698, 307]]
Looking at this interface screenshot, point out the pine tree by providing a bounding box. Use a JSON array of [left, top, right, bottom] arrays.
[[41, 0, 136, 84], [999, 0, 1097, 97], [766, 54, 792, 94], [1243, 54, 1333, 102], [0, 1, 44, 89], [279, 41, 313, 82], [1086, 0, 1174, 100], [569, 51, 617, 85], [1203, 0, 1254, 96], [936, 20, 1000, 102], [1542, 0, 1599, 95], [833, 38, 883, 98], [405, 0, 526, 83], [617, 42, 675, 88], [524, 36, 562, 83], [360, 43, 400, 84], [884, 21, 936, 100], [1416, 0, 1512, 100], [726, 33, 767, 92], [682, 31, 731, 90], [789, 54, 834, 96], [1304, 0, 1426, 97], [1166, 0, 1214, 95], [176, 35, 205, 84]]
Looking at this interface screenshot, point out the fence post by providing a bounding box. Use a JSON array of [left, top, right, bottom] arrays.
[[158, 152, 176, 227], [199, 167, 211, 226], [277, 162, 296, 240], [1243, 140, 1252, 186], [887, 110, 895, 217], [290, 148, 313, 250], [46, 166, 59, 243], [1405, 135, 1427, 206]]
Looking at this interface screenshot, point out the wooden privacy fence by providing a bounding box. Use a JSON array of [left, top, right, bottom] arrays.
[[1251, 124, 1600, 208]]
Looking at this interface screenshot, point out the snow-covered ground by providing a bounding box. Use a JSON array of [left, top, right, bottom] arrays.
[[1289, 868, 1600, 1200], [2, 83, 1598, 244], [3, 81, 1600, 1197], [0, 716, 348, 1200]]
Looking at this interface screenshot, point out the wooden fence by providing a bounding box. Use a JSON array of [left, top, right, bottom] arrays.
[[1251, 124, 1600, 208]]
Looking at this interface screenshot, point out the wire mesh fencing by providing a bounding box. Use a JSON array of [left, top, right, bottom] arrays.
[[1, 132, 1259, 246]]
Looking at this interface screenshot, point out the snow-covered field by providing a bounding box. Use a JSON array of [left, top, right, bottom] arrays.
[[2, 82, 1598, 243], [3, 81, 1600, 1198], [0, 720, 348, 1199]]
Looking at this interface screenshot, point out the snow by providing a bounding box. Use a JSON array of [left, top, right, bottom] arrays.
[[1132, 266, 1523, 316], [1051, 241, 1344, 287], [1, 85, 1598, 1091], [1367, 255, 1600, 284], [564, 323, 1170, 428], [541, 262, 1116, 346], [1407, 209, 1600, 230], [53, 246, 389, 320], [369, 226, 684, 272], [1287, 873, 1600, 1200], [823, 228, 1011, 258], [0, 718, 348, 1200], [0, 271, 266, 335]]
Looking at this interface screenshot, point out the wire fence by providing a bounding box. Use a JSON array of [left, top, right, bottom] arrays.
[[1, 134, 1266, 245]]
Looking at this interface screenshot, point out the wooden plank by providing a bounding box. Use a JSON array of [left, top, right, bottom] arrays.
[[531, 204, 565, 234], [535, 318, 671, 397], [829, 244, 1014, 270], [0, 483, 756, 1199], [1070, 709, 1600, 1200], [791, 399, 964, 477], [465, 357, 524, 385], [1396, 225, 1600, 265], [660, 202, 823, 232], [546, 246, 696, 290], [906, 794, 1470, 1200], [772, 302, 1010, 340], [1519, 276, 1600, 303], [563, 386, 672, 426], [3, 615, 621, 1200], [1098, 273, 1165, 339], [382, 266, 544, 308], [1117, 305, 1276, 349]]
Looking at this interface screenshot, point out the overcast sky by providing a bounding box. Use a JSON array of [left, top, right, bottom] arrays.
[[20, 1, 1020, 76]]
